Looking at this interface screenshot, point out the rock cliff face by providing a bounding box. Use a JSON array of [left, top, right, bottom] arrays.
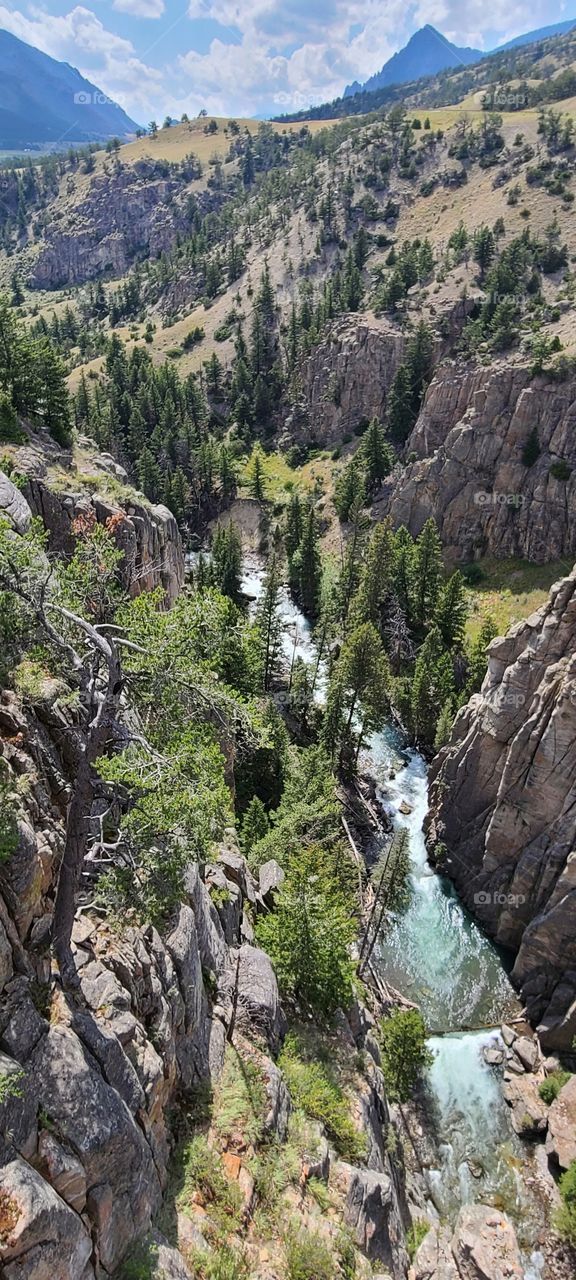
[[379, 360, 576, 564], [291, 300, 473, 449], [0, 438, 184, 605], [0, 682, 412, 1279], [426, 567, 576, 1050], [27, 162, 220, 289]]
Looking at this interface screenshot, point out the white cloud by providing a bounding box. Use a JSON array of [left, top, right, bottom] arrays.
[[113, 0, 165, 17], [0, 4, 163, 118]]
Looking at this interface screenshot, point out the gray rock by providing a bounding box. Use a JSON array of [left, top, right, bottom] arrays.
[[502, 1074, 548, 1137], [513, 1035, 539, 1072], [342, 1165, 409, 1274], [450, 1204, 523, 1279], [228, 944, 286, 1053], [0, 1156, 93, 1280], [27, 1026, 161, 1271], [258, 859, 285, 906], [0, 917, 13, 992], [546, 1073, 576, 1170], [263, 1059, 291, 1142], [0, 471, 32, 534], [36, 1130, 87, 1212]]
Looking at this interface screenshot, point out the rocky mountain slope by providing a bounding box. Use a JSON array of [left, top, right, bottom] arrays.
[[0, 28, 138, 148], [343, 26, 482, 100], [427, 566, 576, 1051], [379, 359, 576, 564]]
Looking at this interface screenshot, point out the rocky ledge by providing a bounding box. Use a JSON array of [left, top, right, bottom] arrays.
[[427, 566, 576, 1050], [379, 360, 576, 564], [0, 435, 184, 604]]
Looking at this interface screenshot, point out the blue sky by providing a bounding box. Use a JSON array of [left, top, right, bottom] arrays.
[[0, 0, 572, 122]]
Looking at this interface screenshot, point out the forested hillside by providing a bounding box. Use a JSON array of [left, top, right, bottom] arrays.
[[1, 31, 576, 1280]]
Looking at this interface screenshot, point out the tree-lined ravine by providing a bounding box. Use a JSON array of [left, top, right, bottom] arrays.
[[241, 554, 546, 1279]]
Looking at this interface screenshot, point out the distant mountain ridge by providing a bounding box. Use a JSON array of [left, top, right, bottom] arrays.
[[0, 27, 138, 149], [344, 25, 482, 99], [344, 17, 576, 101]]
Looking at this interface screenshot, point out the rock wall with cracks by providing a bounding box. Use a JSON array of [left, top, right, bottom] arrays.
[[378, 359, 576, 564], [426, 566, 576, 1051], [0, 678, 412, 1278]]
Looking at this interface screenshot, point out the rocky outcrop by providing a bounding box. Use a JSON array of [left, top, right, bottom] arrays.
[[0, 435, 184, 604], [379, 360, 576, 564], [293, 316, 405, 446], [427, 567, 576, 1050], [546, 1074, 576, 1170], [412, 1206, 523, 1280], [27, 161, 220, 290], [290, 300, 473, 449]]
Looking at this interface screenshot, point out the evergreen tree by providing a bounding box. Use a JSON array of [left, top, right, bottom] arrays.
[[387, 364, 414, 444], [240, 795, 269, 853], [294, 505, 322, 618], [409, 627, 455, 746], [362, 416, 394, 491], [257, 545, 283, 691], [349, 521, 395, 630], [413, 518, 443, 629], [434, 570, 468, 649], [212, 522, 242, 603], [249, 446, 266, 502]]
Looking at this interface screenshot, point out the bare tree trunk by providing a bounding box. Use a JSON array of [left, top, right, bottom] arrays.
[[52, 749, 96, 986]]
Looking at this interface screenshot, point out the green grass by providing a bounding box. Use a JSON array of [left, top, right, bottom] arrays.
[[465, 557, 570, 641], [212, 1046, 267, 1148], [278, 1033, 367, 1163], [284, 1224, 335, 1280], [177, 1135, 243, 1228]]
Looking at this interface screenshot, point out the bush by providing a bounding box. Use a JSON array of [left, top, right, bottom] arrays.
[[538, 1069, 571, 1104], [549, 460, 571, 481], [179, 1135, 242, 1225], [284, 1224, 335, 1280], [379, 1009, 434, 1102], [0, 392, 23, 443], [279, 1034, 366, 1162], [521, 429, 540, 467], [555, 1159, 576, 1247], [406, 1219, 430, 1261]]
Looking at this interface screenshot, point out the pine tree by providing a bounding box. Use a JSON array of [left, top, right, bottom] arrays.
[[465, 614, 498, 696], [362, 416, 394, 492], [387, 364, 414, 444], [409, 627, 455, 747], [350, 521, 395, 630], [296, 506, 322, 618], [413, 518, 443, 629], [249, 446, 266, 502], [212, 522, 243, 603], [473, 225, 496, 282], [328, 622, 390, 768], [240, 795, 269, 854], [434, 571, 468, 649], [284, 491, 303, 560], [257, 545, 283, 691]]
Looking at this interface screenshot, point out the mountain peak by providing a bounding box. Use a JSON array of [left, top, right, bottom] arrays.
[[343, 24, 482, 99]]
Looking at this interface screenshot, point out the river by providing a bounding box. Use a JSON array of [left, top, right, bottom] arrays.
[[239, 555, 544, 1274]]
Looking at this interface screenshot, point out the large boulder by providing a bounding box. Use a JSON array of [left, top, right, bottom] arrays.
[[27, 1026, 162, 1273], [224, 944, 286, 1053], [450, 1205, 523, 1280], [0, 1156, 93, 1280], [502, 1074, 548, 1137], [0, 471, 32, 534], [546, 1073, 576, 1170]]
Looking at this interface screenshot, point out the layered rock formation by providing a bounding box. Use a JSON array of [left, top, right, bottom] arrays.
[[427, 567, 576, 1050], [0, 437, 184, 604], [0, 682, 411, 1277], [379, 360, 576, 564], [27, 161, 220, 290], [291, 300, 472, 449]]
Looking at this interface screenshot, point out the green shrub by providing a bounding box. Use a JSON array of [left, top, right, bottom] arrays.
[[278, 1034, 366, 1162], [555, 1159, 576, 1247], [379, 1009, 434, 1103], [549, 460, 571, 481], [406, 1219, 430, 1261], [284, 1224, 335, 1280], [212, 1046, 266, 1147], [179, 1135, 242, 1225], [538, 1069, 571, 1105], [521, 429, 540, 467]]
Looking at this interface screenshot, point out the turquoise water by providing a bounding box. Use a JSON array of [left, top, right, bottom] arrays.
[[242, 559, 543, 1267]]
